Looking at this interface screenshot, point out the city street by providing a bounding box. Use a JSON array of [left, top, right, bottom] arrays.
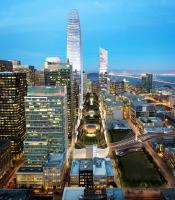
[[128, 118, 175, 187]]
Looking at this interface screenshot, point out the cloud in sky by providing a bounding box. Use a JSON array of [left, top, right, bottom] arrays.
[[0, 0, 175, 71]]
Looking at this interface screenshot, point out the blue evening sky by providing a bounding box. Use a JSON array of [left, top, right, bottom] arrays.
[[0, 0, 175, 72]]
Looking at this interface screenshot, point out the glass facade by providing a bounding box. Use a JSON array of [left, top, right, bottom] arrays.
[[67, 9, 82, 72], [99, 48, 108, 74], [141, 73, 153, 92], [24, 138, 48, 166], [24, 86, 68, 159], [0, 72, 27, 158], [67, 9, 83, 107], [44, 62, 74, 138]]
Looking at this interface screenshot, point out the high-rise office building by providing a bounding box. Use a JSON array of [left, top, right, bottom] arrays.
[[44, 58, 74, 138], [67, 9, 82, 72], [99, 48, 108, 89], [67, 9, 83, 107], [0, 60, 13, 72], [141, 73, 153, 92], [109, 79, 129, 95], [12, 60, 36, 86], [0, 72, 27, 158], [25, 86, 68, 155]]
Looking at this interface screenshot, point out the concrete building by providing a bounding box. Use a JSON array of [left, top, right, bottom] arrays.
[[16, 167, 44, 188], [35, 70, 45, 86], [130, 100, 156, 124], [100, 93, 123, 120], [0, 140, 12, 187], [0, 60, 13, 72], [0, 72, 27, 158], [70, 158, 114, 189], [137, 116, 174, 134], [43, 153, 66, 190]]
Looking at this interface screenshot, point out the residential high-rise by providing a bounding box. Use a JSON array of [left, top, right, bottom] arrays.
[[44, 58, 74, 139], [99, 48, 108, 89], [141, 73, 153, 92], [99, 48, 108, 74], [67, 9, 83, 107], [25, 86, 68, 155], [0, 72, 27, 158]]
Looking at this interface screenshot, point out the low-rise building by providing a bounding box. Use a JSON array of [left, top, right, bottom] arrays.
[[137, 117, 165, 133], [43, 153, 66, 190], [70, 157, 114, 189], [62, 187, 124, 200], [130, 100, 156, 124], [16, 166, 44, 188]]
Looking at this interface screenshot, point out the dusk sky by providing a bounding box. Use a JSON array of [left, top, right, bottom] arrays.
[[0, 0, 175, 72]]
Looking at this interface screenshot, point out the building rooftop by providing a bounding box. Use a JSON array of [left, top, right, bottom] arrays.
[[106, 188, 124, 200], [80, 159, 93, 171], [71, 160, 80, 176], [105, 158, 114, 177], [144, 127, 174, 134], [71, 158, 114, 177], [27, 86, 66, 97], [110, 120, 130, 130], [17, 166, 43, 173], [44, 62, 72, 70], [62, 187, 85, 200], [132, 100, 152, 107], [43, 153, 65, 167], [62, 188, 124, 200], [45, 57, 61, 63], [0, 189, 31, 200], [93, 158, 106, 176]]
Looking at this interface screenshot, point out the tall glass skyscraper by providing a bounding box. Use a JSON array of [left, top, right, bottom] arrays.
[[99, 48, 108, 89], [67, 9, 83, 107], [67, 9, 82, 72]]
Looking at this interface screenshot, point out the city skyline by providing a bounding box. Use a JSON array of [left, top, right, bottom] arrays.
[[0, 0, 175, 72]]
